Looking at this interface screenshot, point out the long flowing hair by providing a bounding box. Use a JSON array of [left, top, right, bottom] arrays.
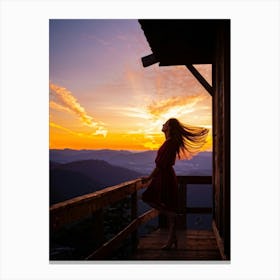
[[168, 118, 209, 159]]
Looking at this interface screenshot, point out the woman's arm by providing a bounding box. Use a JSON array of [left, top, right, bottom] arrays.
[[141, 167, 159, 183], [148, 166, 160, 179]]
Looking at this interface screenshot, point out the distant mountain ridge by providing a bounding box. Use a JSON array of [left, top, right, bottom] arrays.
[[50, 159, 143, 205], [50, 149, 212, 175], [50, 149, 135, 164]]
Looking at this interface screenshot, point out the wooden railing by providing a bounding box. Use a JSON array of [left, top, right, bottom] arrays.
[[176, 176, 212, 229], [50, 176, 212, 260]]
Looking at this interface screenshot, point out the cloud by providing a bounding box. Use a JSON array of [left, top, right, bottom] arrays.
[[112, 93, 207, 137], [114, 94, 205, 122], [82, 33, 110, 46], [147, 95, 205, 119], [121, 107, 150, 120], [50, 122, 79, 136], [132, 94, 208, 148], [49, 83, 108, 137], [142, 141, 160, 150], [49, 100, 71, 113], [50, 122, 107, 138], [92, 127, 108, 137]]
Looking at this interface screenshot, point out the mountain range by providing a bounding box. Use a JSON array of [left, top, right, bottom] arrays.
[[50, 159, 143, 205], [50, 149, 212, 175], [50, 149, 213, 230]]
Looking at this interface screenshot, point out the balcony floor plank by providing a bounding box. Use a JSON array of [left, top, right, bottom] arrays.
[[132, 229, 222, 260]]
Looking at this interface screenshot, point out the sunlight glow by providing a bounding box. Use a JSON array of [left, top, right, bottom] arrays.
[[49, 20, 212, 151]]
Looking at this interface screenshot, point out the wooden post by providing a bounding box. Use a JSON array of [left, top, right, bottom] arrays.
[[92, 209, 104, 249], [212, 20, 230, 260], [177, 181, 187, 229], [131, 191, 138, 251]]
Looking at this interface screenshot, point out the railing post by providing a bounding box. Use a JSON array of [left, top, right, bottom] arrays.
[[177, 179, 187, 229], [131, 191, 138, 251], [92, 209, 104, 248]]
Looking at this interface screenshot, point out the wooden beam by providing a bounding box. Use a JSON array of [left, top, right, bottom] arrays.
[[85, 209, 159, 260], [177, 176, 212, 184], [212, 220, 227, 260], [141, 53, 159, 67], [186, 207, 212, 214], [186, 64, 213, 96]]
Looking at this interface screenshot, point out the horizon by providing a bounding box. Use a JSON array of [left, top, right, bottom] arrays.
[[49, 147, 212, 153], [50, 147, 150, 152]]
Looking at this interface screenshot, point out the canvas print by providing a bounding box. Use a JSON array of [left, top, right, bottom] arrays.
[[49, 19, 230, 261]]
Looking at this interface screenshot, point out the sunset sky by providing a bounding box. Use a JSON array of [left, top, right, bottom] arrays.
[[49, 19, 212, 151]]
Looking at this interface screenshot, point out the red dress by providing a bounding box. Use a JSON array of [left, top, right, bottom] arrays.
[[142, 139, 178, 213]]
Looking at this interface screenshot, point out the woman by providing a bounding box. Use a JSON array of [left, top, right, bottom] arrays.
[[142, 118, 209, 250]]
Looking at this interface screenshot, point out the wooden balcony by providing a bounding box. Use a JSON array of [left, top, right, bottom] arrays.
[[50, 176, 225, 261], [133, 229, 221, 260]]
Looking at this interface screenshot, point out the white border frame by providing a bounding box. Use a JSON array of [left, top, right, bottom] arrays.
[[1, 1, 279, 279]]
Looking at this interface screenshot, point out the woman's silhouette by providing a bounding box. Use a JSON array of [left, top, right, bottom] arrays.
[[142, 118, 209, 249]]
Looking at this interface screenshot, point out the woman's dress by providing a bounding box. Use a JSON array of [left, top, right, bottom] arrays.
[[142, 139, 178, 213]]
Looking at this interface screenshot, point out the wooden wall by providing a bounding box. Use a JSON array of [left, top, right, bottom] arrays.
[[212, 20, 231, 259]]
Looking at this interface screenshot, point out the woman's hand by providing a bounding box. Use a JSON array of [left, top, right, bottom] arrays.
[[141, 167, 159, 184], [141, 176, 152, 184]]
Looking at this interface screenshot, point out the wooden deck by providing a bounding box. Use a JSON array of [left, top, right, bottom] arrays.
[[132, 229, 222, 261], [50, 176, 229, 261]]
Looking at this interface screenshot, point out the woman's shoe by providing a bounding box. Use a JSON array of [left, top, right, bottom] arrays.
[[161, 237, 178, 250]]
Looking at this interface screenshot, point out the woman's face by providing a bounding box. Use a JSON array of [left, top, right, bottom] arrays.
[[162, 121, 170, 133]]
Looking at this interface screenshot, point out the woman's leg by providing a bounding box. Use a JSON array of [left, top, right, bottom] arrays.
[[168, 213, 176, 239], [162, 212, 177, 249]]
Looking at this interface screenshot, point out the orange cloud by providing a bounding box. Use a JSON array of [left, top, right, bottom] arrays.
[[147, 95, 205, 119], [50, 122, 87, 137], [50, 122, 108, 139], [110, 93, 209, 147], [49, 83, 107, 137], [50, 122, 80, 136], [49, 100, 71, 113]]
